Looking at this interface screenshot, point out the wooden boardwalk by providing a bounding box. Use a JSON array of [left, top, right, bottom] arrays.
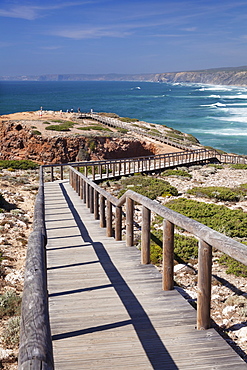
[[45, 180, 247, 369]]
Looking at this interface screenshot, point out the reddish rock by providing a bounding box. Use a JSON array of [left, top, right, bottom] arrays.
[[0, 121, 157, 164]]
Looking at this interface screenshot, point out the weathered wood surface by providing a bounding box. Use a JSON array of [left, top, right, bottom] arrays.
[[45, 180, 247, 369]]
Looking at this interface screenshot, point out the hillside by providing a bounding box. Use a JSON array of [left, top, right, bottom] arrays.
[[2, 66, 247, 86]]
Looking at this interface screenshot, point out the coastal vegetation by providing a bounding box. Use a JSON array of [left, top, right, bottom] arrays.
[[45, 121, 75, 131], [118, 174, 178, 199], [162, 169, 192, 178], [0, 160, 38, 170], [187, 185, 247, 202]]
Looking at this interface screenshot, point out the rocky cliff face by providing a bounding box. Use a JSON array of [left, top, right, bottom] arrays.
[[153, 69, 247, 86], [0, 121, 158, 164]]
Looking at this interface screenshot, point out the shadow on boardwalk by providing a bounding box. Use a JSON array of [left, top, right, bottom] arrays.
[[51, 182, 179, 370]]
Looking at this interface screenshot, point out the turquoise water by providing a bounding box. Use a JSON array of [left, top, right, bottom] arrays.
[[1, 80, 247, 155]]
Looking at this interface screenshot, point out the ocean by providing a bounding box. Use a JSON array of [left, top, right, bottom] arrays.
[[0, 80, 247, 155]]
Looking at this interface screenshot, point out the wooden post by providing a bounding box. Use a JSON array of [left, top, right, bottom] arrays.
[[162, 219, 174, 291], [60, 166, 63, 180], [141, 206, 151, 264], [86, 184, 90, 208], [80, 178, 83, 200], [115, 206, 122, 241], [92, 165, 95, 180], [84, 166, 88, 177], [106, 201, 113, 237], [51, 167, 54, 182], [100, 195, 106, 228], [99, 165, 102, 179], [126, 197, 134, 247], [197, 239, 212, 330], [94, 189, 99, 220], [90, 186, 94, 213], [83, 179, 87, 204]]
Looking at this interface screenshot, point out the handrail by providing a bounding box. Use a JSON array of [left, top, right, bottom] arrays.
[[18, 166, 54, 370], [69, 165, 247, 330], [78, 113, 197, 151], [42, 148, 219, 181], [42, 149, 247, 182]]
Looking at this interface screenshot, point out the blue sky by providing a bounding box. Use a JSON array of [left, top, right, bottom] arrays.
[[1, 0, 247, 76]]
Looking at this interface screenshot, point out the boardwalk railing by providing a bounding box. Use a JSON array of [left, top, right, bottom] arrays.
[[18, 168, 53, 370], [69, 165, 247, 331], [45, 148, 219, 182], [18, 148, 247, 368], [44, 149, 247, 183], [78, 113, 198, 151]]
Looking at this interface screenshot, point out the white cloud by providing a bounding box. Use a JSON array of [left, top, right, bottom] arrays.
[[0, 1, 94, 20], [52, 26, 131, 39]]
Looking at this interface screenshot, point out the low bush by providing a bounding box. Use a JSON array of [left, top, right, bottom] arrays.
[[165, 198, 247, 238], [185, 134, 200, 144], [31, 130, 41, 135], [218, 254, 247, 277], [230, 163, 247, 170], [0, 160, 38, 170], [118, 175, 178, 200], [45, 121, 75, 131], [187, 186, 242, 202], [150, 228, 198, 265], [117, 128, 128, 134], [78, 125, 111, 132], [162, 169, 192, 178], [0, 291, 22, 318], [2, 316, 20, 346], [119, 117, 139, 123]]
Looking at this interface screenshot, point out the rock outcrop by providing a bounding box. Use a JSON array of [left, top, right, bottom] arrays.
[[0, 121, 158, 164]]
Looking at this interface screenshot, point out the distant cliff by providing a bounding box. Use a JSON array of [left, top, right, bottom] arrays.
[[2, 66, 247, 86], [153, 66, 247, 86]]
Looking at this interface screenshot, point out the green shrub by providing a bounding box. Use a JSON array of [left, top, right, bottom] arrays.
[[78, 125, 111, 132], [162, 169, 192, 178], [165, 198, 247, 238], [185, 134, 200, 144], [0, 160, 38, 170], [117, 128, 128, 134], [166, 132, 183, 140], [118, 175, 178, 200], [31, 130, 41, 135], [229, 163, 247, 170], [150, 228, 198, 265], [218, 254, 247, 277], [0, 291, 22, 318], [2, 316, 20, 346], [119, 117, 139, 123], [45, 121, 75, 131], [187, 186, 242, 201]]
